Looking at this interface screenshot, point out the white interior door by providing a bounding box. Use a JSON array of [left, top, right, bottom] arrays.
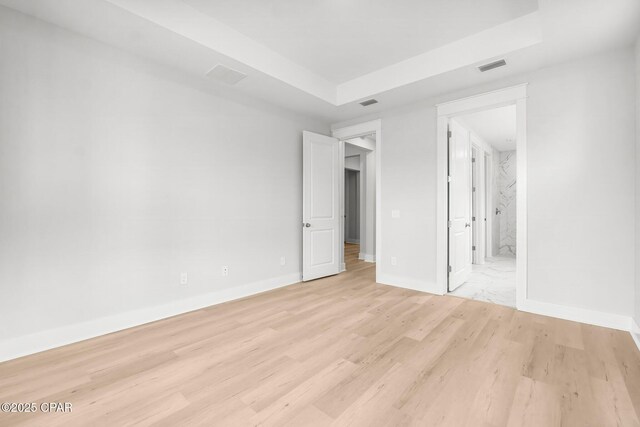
[[303, 131, 341, 281], [471, 146, 479, 264], [448, 120, 472, 291]]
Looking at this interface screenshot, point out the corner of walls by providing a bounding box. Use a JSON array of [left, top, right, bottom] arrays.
[[632, 318, 640, 352], [377, 274, 443, 295], [358, 253, 375, 262]]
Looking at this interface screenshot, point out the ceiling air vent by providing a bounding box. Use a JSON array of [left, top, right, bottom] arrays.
[[359, 99, 378, 107], [478, 59, 507, 72], [206, 64, 247, 85]]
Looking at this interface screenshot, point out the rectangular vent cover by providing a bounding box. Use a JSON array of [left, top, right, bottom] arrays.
[[478, 59, 506, 72], [359, 99, 378, 107], [206, 64, 247, 85]]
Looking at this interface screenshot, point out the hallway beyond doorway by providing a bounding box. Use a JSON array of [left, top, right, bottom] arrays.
[[344, 243, 372, 272], [449, 256, 516, 307]]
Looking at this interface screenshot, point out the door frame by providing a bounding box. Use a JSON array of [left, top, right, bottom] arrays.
[[332, 119, 382, 280], [343, 148, 368, 260], [436, 84, 527, 308]]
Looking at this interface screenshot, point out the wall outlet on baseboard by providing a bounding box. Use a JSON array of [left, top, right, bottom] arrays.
[[180, 272, 188, 285], [221, 266, 229, 277], [280, 256, 286, 266], [390, 257, 397, 266]]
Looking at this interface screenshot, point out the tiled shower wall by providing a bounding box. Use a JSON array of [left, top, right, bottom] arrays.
[[498, 151, 516, 256]]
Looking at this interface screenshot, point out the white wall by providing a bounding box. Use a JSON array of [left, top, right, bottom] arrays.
[[635, 36, 640, 329], [335, 47, 636, 318], [0, 7, 329, 348], [525, 49, 634, 316], [365, 149, 376, 260]]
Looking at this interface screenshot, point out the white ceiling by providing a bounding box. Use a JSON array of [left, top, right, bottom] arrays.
[[1, 0, 639, 123], [182, 0, 538, 83], [457, 105, 517, 151]]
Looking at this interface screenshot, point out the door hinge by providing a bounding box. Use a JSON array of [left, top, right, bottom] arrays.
[[472, 158, 476, 163], [447, 175, 452, 183], [472, 216, 476, 221], [472, 245, 476, 251], [472, 187, 476, 192], [447, 220, 452, 228], [447, 130, 452, 139], [448, 265, 452, 273]]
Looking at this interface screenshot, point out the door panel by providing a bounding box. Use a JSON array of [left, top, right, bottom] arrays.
[[448, 120, 472, 291], [471, 146, 478, 264], [311, 229, 335, 265], [303, 131, 341, 281]]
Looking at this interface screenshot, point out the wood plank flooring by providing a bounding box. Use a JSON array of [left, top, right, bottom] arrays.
[[1, 250, 639, 426], [344, 243, 364, 271]]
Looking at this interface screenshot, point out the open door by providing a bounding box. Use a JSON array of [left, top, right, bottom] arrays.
[[303, 131, 341, 281], [471, 146, 479, 265], [448, 120, 472, 291]]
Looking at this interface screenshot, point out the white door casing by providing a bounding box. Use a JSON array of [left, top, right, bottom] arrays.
[[303, 131, 341, 281], [436, 84, 527, 307], [448, 120, 472, 291], [471, 140, 486, 265], [332, 120, 382, 281]]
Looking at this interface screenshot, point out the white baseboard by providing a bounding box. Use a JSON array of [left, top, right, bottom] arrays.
[[4, 273, 638, 362], [519, 298, 632, 332], [377, 273, 442, 295], [358, 253, 375, 263], [0, 272, 301, 363], [631, 318, 640, 352]]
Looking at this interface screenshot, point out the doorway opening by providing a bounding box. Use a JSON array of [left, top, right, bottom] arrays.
[[342, 134, 376, 271], [447, 105, 517, 307], [436, 84, 527, 308], [331, 120, 381, 280]]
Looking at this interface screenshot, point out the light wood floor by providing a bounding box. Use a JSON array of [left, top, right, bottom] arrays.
[[1, 252, 639, 426], [344, 242, 364, 271]]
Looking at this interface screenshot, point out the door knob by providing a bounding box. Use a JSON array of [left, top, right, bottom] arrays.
[[465, 223, 471, 228], [304, 223, 311, 228]]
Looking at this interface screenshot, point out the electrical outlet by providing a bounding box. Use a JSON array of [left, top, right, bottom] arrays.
[[221, 266, 229, 277], [280, 256, 286, 266], [180, 272, 188, 285], [390, 257, 397, 266]]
